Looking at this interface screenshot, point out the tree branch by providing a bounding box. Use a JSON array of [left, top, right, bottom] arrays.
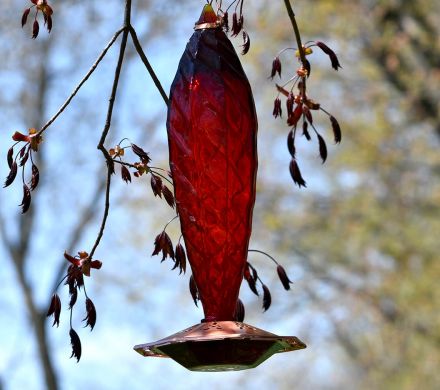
[[129, 26, 169, 106], [38, 28, 125, 136], [91, 0, 132, 259]]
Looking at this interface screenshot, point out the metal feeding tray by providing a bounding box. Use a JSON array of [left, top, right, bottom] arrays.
[[134, 321, 306, 372]]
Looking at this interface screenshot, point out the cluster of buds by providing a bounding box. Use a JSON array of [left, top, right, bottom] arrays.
[[152, 228, 187, 275], [22, 0, 53, 39], [4, 129, 43, 213], [243, 255, 293, 313], [47, 251, 102, 362], [217, 0, 250, 55], [271, 41, 342, 187], [109, 141, 175, 209]]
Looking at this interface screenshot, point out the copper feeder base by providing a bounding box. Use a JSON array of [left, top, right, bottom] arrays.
[[134, 321, 306, 372]]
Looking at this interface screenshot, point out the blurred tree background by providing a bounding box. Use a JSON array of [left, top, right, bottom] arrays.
[[0, 0, 439, 389]]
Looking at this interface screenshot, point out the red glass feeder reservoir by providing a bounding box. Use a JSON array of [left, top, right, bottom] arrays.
[[134, 5, 305, 371]]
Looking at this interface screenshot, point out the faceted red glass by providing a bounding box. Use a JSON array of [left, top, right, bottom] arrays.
[[167, 7, 258, 321]]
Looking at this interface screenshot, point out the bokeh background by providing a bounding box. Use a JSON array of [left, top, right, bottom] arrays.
[[1, 0, 439, 389]]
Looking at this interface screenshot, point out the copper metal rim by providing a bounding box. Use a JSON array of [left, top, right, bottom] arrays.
[[134, 321, 306, 372], [194, 22, 221, 30]]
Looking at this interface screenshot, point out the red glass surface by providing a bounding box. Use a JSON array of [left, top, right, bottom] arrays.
[[167, 10, 258, 321]]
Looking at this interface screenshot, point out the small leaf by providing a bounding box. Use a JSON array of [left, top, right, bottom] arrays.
[[22, 8, 31, 27], [162, 185, 175, 208], [7, 147, 14, 169], [289, 159, 306, 188], [83, 298, 97, 331], [330, 115, 342, 143], [12, 131, 29, 142], [121, 165, 131, 183], [317, 133, 328, 163], [4, 161, 18, 187], [277, 265, 292, 290], [287, 130, 295, 159], [20, 184, 31, 213], [150, 174, 162, 198], [189, 275, 199, 307], [235, 299, 245, 322], [32, 19, 39, 39], [69, 329, 82, 362], [262, 284, 272, 312], [30, 164, 40, 191]]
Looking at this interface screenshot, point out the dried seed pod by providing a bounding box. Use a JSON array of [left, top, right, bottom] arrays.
[[150, 174, 162, 198], [121, 165, 131, 183], [20, 184, 32, 213], [222, 11, 229, 32], [302, 121, 311, 141], [69, 329, 82, 362], [270, 57, 282, 79], [161, 185, 175, 208], [69, 287, 78, 310], [189, 275, 199, 307], [83, 298, 97, 331], [7, 147, 14, 169], [303, 105, 313, 124], [287, 130, 296, 159], [316, 41, 342, 70], [317, 133, 327, 163], [241, 31, 250, 55], [235, 299, 245, 322], [289, 159, 306, 188], [32, 19, 39, 39], [244, 264, 259, 296], [286, 93, 294, 116], [46, 293, 61, 327], [262, 284, 272, 312], [22, 8, 30, 27], [273, 98, 282, 118], [330, 115, 342, 143], [30, 164, 40, 191], [287, 104, 303, 127], [46, 15, 52, 33], [277, 264, 292, 290], [175, 243, 187, 274], [4, 161, 18, 187], [131, 143, 151, 164], [303, 58, 311, 78]]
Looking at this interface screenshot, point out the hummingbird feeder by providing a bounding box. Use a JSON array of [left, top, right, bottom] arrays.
[[134, 4, 306, 371]]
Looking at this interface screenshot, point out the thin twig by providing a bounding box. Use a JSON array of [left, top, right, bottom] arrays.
[[129, 26, 169, 106], [248, 249, 279, 265], [283, 0, 306, 64], [90, 0, 132, 259], [37, 28, 125, 136]]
